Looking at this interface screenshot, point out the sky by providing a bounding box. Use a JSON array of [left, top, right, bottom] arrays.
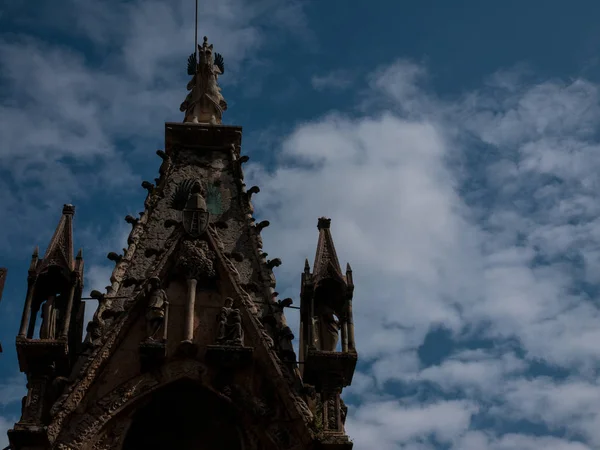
[[2, 0, 600, 448]]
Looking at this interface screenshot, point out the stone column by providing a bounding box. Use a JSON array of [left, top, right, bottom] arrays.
[[19, 279, 36, 337], [309, 298, 317, 349], [321, 386, 343, 434], [341, 318, 348, 353], [162, 301, 170, 341], [183, 278, 197, 344], [21, 373, 50, 424], [60, 275, 78, 339], [346, 299, 355, 352]]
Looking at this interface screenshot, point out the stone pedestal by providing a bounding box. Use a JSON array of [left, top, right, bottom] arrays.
[[8, 423, 50, 450], [16, 337, 68, 373], [316, 434, 354, 450], [139, 339, 167, 371], [303, 349, 357, 389], [205, 345, 254, 369]]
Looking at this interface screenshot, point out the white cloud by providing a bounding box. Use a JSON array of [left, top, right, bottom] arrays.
[[0, 415, 17, 449], [249, 61, 600, 447], [311, 70, 355, 91], [347, 399, 477, 449], [0, 373, 26, 407]]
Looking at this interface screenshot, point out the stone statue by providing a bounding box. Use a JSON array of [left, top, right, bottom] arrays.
[[145, 277, 167, 341], [314, 304, 340, 352], [40, 295, 64, 339], [180, 36, 227, 124], [216, 297, 243, 346]]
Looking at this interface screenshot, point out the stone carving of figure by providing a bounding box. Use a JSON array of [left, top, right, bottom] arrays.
[[216, 297, 243, 346], [40, 295, 63, 339], [314, 304, 340, 352], [39, 299, 52, 339], [145, 277, 167, 341], [180, 36, 227, 124]]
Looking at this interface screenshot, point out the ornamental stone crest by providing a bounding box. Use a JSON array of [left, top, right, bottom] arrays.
[[170, 179, 210, 238]]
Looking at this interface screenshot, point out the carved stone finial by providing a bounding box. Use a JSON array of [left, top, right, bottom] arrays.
[[180, 36, 227, 124], [317, 217, 331, 229]]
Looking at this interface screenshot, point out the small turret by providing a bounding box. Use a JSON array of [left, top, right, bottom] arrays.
[[10, 204, 85, 448], [298, 217, 357, 449]]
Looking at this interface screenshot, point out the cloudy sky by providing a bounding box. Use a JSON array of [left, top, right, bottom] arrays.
[[3, 0, 600, 448]]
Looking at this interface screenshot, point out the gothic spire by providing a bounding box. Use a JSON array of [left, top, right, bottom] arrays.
[[312, 217, 345, 286], [37, 204, 76, 275]]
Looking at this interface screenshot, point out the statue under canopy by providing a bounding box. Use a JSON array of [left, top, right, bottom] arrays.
[[313, 304, 340, 352], [180, 36, 227, 125]]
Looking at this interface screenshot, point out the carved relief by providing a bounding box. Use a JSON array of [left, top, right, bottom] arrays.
[[326, 395, 338, 430], [91, 416, 131, 450], [177, 239, 216, 280]]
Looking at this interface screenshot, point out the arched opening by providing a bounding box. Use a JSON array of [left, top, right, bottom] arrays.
[[27, 266, 71, 339], [122, 379, 243, 450]]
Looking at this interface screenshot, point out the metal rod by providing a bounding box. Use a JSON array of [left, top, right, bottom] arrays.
[[80, 296, 300, 309], [194, 0, 198, 65]]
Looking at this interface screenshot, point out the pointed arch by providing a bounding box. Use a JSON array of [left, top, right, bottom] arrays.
[[52, 360, 228, 449]]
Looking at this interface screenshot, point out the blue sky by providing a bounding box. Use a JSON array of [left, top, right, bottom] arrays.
[[2, 0, 600, 448]]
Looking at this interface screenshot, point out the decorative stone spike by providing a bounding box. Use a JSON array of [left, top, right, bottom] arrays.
[[256, 220, 270, 232], [267, 258, 282, 269], [106, 252, 123, 264], [141, 181, 155, 193], [125, 215, 139, 226], [278, 298, 294, 308], [247, 186, 260, 199]]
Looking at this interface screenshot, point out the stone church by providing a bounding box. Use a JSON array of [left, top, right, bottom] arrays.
[[5, 37, 358, 450]]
